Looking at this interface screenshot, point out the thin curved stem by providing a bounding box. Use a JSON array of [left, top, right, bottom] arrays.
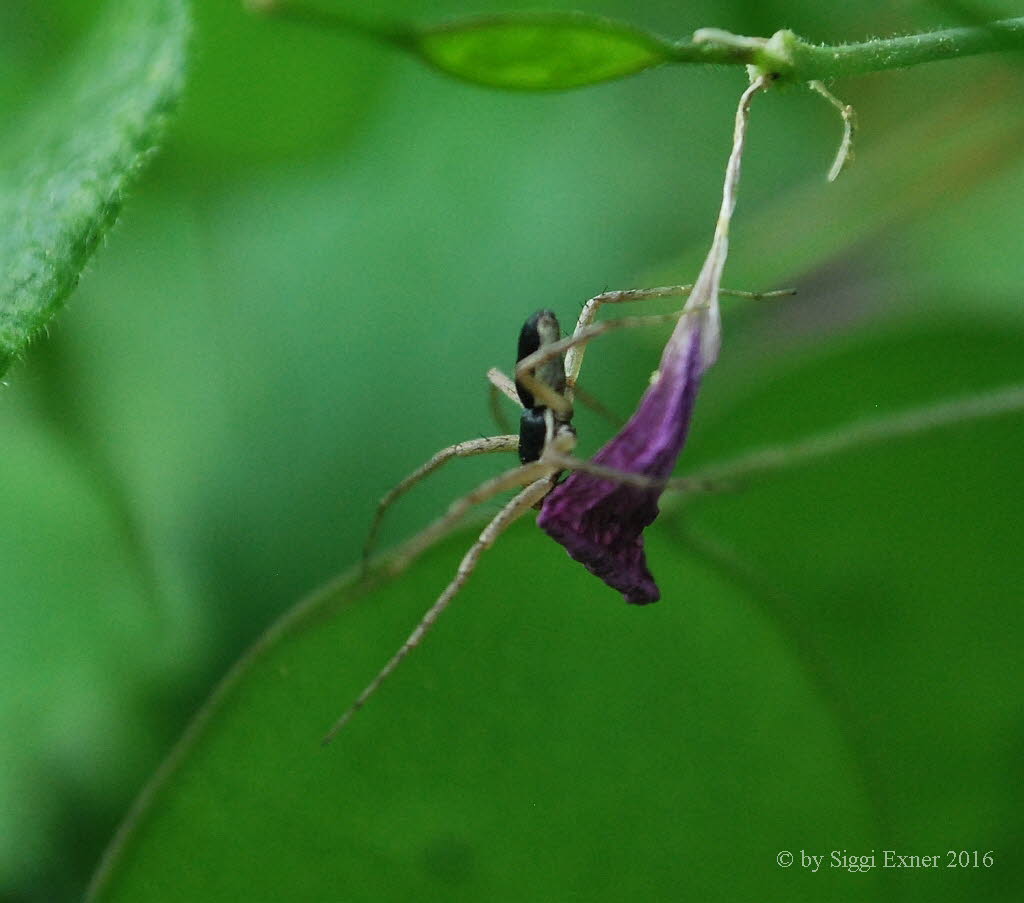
[[676, 383, 1024, 499]]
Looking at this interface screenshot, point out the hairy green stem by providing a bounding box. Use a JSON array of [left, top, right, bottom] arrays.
[[685, 18, 1024, 82], [782, 17, 1024, 80], [252, 1, 1024, 85]]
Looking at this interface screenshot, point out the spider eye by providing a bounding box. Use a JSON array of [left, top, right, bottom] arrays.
[[516, 309, 566, 409]]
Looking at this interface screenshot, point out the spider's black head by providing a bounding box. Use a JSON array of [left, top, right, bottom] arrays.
[[516, 309, 565, 410]]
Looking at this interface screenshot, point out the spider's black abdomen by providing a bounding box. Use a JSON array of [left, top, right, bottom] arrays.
[[518, 407, 547, 464], [516, 309, 565, 410]]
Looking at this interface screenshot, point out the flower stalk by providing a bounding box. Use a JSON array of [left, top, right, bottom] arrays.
[[536, 77, 767, 604]]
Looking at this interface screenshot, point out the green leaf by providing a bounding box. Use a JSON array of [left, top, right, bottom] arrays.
[[0, 391, 173, 892], [413, 12, 675, 90], [88, 324, 1024, 901], [0, 0, 189, 379], [89, 525, 872, 901]]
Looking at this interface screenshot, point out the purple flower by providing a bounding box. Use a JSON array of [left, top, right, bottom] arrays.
[[538, 76, 763, 603], [537, 301, 719, 605]]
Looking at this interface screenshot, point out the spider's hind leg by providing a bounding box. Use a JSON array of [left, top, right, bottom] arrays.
[[362, 434, 519, 575], [326, 474, 553, 743], [381, 457, 552, 578]]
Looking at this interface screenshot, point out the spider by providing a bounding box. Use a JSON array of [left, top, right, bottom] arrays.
[[324, 283, 774, 743]]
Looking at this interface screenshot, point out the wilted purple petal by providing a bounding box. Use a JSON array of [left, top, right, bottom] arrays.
[[537, 77, 763, 604], [538, 310, 710, 605]]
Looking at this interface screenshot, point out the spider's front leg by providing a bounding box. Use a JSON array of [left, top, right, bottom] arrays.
[[486, 367, 521, 433], [516, 309, 686, 412], [381, 457, 554, 578], [565, 285, 703, 395], [361, 434, 520, 575], [564, 283, 794, 395]]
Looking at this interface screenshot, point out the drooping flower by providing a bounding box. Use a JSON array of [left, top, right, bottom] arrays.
[[537, 297, 717, 604], [537, 76, 764, 604]]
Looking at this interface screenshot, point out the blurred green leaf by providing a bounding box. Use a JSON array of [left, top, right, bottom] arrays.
[[89, 323, 1024, 902], [174, 0, 391, 169], [0, 397, 175, 894], [0, 0, 189, 378], [413, 12, 675, 90], [88, 527, 872, 902]]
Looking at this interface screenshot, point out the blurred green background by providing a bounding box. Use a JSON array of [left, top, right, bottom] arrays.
[[2, 0, 1023, 900]]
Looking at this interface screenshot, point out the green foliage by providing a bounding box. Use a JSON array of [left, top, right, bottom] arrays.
[[3, 2, 1024, 900], [0, 384, 176, 898], [412, 12, 675, 90], [0, 0, 188, 377], [88, 325, 1024, 902]]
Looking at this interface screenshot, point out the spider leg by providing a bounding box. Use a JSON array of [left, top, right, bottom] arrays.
[[572, 384, 625, 428], [502, 353, 620, 427], [564, 284, 796, 392], [487, 367, 521, 406], [545, 452, 729, 495], [381, 459, 553, 579], [487, 367, 521, 433], [516, 310, 688, 411], [516, 283, 796, 416], [489, 385, 514, 433], [324, 475, 553, 743], [362, 435, 520, 575], [566, 286, 698, 391]]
